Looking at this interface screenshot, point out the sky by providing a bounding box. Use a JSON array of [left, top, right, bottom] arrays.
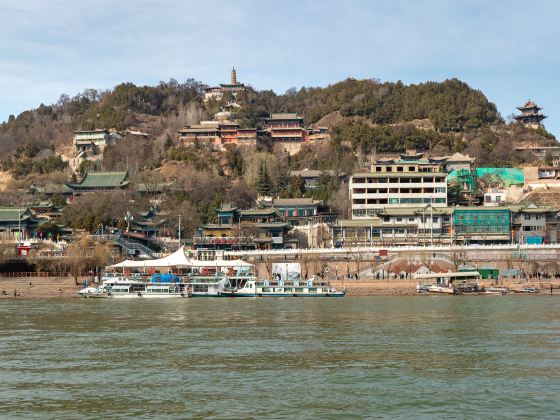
[[1, 0, 559, 135]]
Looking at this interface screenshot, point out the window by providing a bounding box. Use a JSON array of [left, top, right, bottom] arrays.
[[397, 166, 403, 172], [408, 166, 415, 171], [386, 166, 392, 172], [376, 166, 382, 172], [383, 217, 390, 222], [409, 218, 415, 222], [396, 218, 403, 222]]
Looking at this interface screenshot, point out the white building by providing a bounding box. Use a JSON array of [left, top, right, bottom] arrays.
[[350, 159, 447, 219], [483, 189, 507, 206]]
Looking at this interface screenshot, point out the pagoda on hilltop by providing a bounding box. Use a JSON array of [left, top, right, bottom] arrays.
[[514, 100, 547, 128], [204, 67, 246, 102]]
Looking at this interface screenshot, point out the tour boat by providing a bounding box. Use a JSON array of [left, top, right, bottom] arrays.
[[107, 274, 191, 299], [218, 277, 345, 297], [78, 276, 143, 298]]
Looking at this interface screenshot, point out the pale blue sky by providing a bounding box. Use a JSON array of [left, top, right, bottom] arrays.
[[1, 0, 559, 135]]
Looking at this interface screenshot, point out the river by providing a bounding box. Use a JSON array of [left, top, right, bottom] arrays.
[[1, 297, 560, 418]]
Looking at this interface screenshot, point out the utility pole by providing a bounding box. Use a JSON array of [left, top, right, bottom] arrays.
[[430, 205, 434, 247], [178, 214, 181, 249]]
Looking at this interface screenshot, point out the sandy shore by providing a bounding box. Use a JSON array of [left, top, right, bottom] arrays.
[[1, 277, 559, 298], [0, 277, 81, 299], [331, 279, 560, 296]]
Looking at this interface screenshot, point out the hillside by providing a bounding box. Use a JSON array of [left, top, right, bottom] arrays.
[[0, 76, 557, 234]]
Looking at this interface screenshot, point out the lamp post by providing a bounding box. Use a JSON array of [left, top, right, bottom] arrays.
[[125, 211, 133, 233], [510, 207, 525, 245], [430, 204, 434, 247]]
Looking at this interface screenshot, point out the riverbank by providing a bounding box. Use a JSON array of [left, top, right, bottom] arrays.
[[332, 279, 560, 296], [1, 276, 559, 298], [0, 277, 80, 298]]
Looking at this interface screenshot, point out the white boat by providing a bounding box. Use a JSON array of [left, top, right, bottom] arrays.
[[426, 285, 455, 294], [415, 271, 482, 295], [483, 287, 509, 295], [218, 277, 345, 297], [108, 274, 191, 299], [78, 276, 142, 298]]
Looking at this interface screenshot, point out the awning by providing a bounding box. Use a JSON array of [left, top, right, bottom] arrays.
[[107, 247, 253, 269], [108, 247, 192, 269]]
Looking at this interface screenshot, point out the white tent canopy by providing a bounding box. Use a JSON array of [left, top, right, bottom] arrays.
[[192, 259, 253, 268], [108, 247, 192, 269], [108, 247, 253, 269]]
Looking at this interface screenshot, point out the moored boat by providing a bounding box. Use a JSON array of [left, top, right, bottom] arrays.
[[415, 271, 482, 295], [108, 274, 191, 298], [218, 277, 345, 297]]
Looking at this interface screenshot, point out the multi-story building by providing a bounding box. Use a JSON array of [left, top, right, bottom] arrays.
[[263, 113, 305, 142], [178, 121, 257, 146], [510, 204, 557, 244], [350, 159, 447, 218], [331, 207, 453, 247], [73, 129, 123, 158], [194, 204, 295, 250], [260, 198, 337, 227], [452, 207, 511, 244], [331, 204, 558, 246]]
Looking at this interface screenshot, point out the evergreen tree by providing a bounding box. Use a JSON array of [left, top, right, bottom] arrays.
[[255, 161, 272, 196]]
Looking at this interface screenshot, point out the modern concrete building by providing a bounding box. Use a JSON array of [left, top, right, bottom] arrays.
[[330, 204, 558, 246], [350, 159, 447, 218]]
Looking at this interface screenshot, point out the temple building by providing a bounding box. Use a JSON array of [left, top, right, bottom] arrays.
[[73, 129, 123, 158], [263, 113, 306, 142], [177, 121, 257, 147], [204, 67, 246, 102], [514, 101, 547, 128]]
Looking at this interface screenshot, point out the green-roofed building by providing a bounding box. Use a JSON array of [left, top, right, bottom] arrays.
[[65, 171, 130, 193], [0, 207, 41, 238], [195, 203, 294, 250]]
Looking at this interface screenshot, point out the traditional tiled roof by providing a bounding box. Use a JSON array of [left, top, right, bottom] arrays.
[[290, 169, 340, 178], [66, 171, 129, 189], [264, 198, 322, 207], [0, 208, 33, 222], [217, 203, 237, 212], [445, 152, 475, 162], [239, 209, 277, 216], [264, 113, 303, 121], [201, 223, 233, 229]]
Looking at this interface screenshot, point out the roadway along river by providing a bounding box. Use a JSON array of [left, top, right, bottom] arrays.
[[1, 297, 560, 418]]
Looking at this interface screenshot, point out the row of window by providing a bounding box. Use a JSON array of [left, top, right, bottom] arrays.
[[353, 187, 446, 194], [454, 226, 510, 233], [352, 177, 446, 184], [353, 197, 447, 206], [371, 166, 438, 173]]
